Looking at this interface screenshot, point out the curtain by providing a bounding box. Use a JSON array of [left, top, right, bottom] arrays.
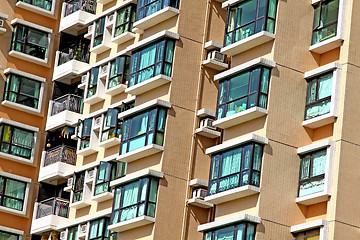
[[311, 150, 326, 177], [253, 144, 262, 171], [120, 181, 139, 222], [214, 226, 234, 240], [157, 109, 166, 131], [4, 179, 26, 211], [220, 148, 242, 177], [89, 221, 99, 239], [112, 188, 122, 223], [318, 74, 332, 99], [236, 223, 245, 240], [300, 156, 310, 180], [140, 114, 149, 134], [246, 224, 255, 240], [260, 68, 270, 93], [137, 45, 156, 83], [307, 79, 317, 104], [12, 128, 34, 158], [149, 110, 156, 131], [9, 75, 20, 102], [268, 0, 277, 18]]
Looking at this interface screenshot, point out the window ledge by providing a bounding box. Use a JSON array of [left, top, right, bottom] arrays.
[[204, 185, 260, 205], [290, 219, 328, 233], [98, 137, 121, 148], [77, 147, 97, 157], [108, 216, 155, 232], [105, 84, 127, 96], [69, 199, 91, 209], [0, 205, 27, 218], [84, 93, 105, 105], [0, 151, 34, 166], [302, 113, 336, 129], [187, 198, 214, 209], [133, 7, 179, 33], [110, 168, 163, 187], [15, 1, 55, 19], [91, 191, 114, 202], [296, 191, 330, 206], [195, 127, 221, 138], [309, 36, 343, 54], [90, 42, 112, 55], [202, 59, 229, 71], [125, 75, 172, 96], [112, 31, 136, 45], [213, 107, 268, 129], [220, 31, 275, 56], [118, 99, 172, 119], [2, 100, 42, 116], [8, 50, 48, 66], [117, 144, 164, 163]]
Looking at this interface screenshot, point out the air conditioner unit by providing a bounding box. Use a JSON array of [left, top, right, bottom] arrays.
[[101, 65, 108, 75], [81, 75, 87, 83], [94, 117, 102, 127], [88, 25, 93, 33], [67, 177, 73, 187], [208, 50, 225, 63], [87, 170, 95, 180], [81, 224, 87, 234], [192, 189, 207, 200], [107, 14, 115, 23], [0, 20, 4, 28], [199, 118, 216, 130], [60, 231, 66, 240]]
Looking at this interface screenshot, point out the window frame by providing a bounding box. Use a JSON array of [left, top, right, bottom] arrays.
[[114, 4, 136, 38], [67, 225, 78, 240], [93, 17, 106, 48], [293, 227, 320, 240], [72, 171, 85, 203], [89, 217, 110, 240], [94, 161, 126, 196], [0, 176, 27, 211], [136, 0, 180, 21], [0, 229, 21, 240], [108, 56, 130, 89], [203, 221, 257, 240], [101, 109, 121, 143], [17, 0, 53, 11], [87, 67, 100, 99], [77, 118, 93, 150]]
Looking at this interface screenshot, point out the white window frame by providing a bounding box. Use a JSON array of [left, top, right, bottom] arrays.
[[0, 226, 24, 240], [2, 68, 46, 116], [291, 219, 328, 240], [15, 0, 56, 19]]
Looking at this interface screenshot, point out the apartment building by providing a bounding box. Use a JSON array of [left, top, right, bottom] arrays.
[[0, 0, 63, 239], [25, 0, 360, 239]]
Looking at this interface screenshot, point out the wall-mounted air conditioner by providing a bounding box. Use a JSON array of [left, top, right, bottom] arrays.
[[199, 118, 216, 130], [207, 50, 225, 63], [67, 177, 73, 187], [192, 189, 207, 200]]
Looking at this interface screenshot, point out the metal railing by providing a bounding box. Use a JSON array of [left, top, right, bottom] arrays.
[[58, 44, 90, 66], [51, 94, 83, 116], [36, 197, 69, 219], [44, 145, 77, 167], [64, 0, 96, 17]]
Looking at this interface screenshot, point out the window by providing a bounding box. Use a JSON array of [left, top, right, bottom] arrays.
[[209, 143, 263, 195], [136, 0, 180, 21], [203, 222, 256, 240], [101, 109, 121, 142], [216, 66, 270, 120], [94, 17, 105, 47], [11, 24, 48, 60], [17, 0, 52, 11], [94, 161, 126, 196], [0, 230, 19, 240], [111, 177, 159, 224], [72, 171, 85, 203], [225, 0, 278, 46], [298, 149, 326, 197], [114, 4, 136, 37], [312, 0, 339, 45], [108, 56, 130, 89], [305, 72, 332, 120], [294, 228, 320, 240], [120, 107, 167, 154], [4, 73, 41, 109], [67, 226, 78, 240], [0, 124, 34, 159], [0, 176, 26, 211], [129, 39, 175, 87], [89, 218, 117, 240], [87, 67, 99, 98], [77, 118, 92, 149]]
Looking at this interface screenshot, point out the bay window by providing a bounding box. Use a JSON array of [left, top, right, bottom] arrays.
[[0, 176, 26, 211], [94, 161, 126, 196], [129, 39, 175, 87], [108, 56, 130, 89], [11, 24, 48, 60], [89, 218, 117, 240], [225, 0, 278, 46], [120, 107, 167, 154], [293, 228, 320, 240], [114, 4, 136, 37], [4, 73, 41, 109], [209, 143, 263, 195], [305, 72, 332, 120], [203, 222, 256, 240], [0, 230, 19, 240], [111, 177, 159, 224], [101, 109, 121, 142], [312, 0, 339, 45], [87, 67, 100, 98], [72, 171, 85, 203], [0, 124, 34, 159], [94, 17, 105, 47], [136, 0, 180, 21], [298, 149, 326, 197], [216, 66, 270, 120], [17, 0, 52, 11], [77, 118, 92, 150]]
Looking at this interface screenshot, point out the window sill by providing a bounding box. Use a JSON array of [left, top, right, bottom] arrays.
[[84, 93, 105, 105], [105, 84, 127, 96], [108, 216, 155, 233], [213, 107, 268, 129], [202, 59, 229, 71], [98, 137, 121, 149], [198, 214, 261, 232], [15, 1, 55, 19], [195, 127, 221, 139], [117, 144, 164, 163], [38, 161, 76, 184], [0, 205, 27, 218], [69, 199, 91, 209], [77, 146, 97, 156], [110, 168, 164, 188], [59, 9, 94, 35], [2, 100, 42, 116], [296, 191, 330, 206], [91, 191, 114, 202], [112, 31, 136, 45], [0, 151, 34, 166], [8, 50, 48, 67], [309, 36, 343, 54], [30, 213, 67, 234], [124, 74, 172, 96], [45, 109, 82, 132], [220, 31, 275, 56], [90, 42, 112, 55], [187, 198, 214, 209], [204, 185, 260, 205], [133, 7, 179, 33], [302, 113, 336, 129]]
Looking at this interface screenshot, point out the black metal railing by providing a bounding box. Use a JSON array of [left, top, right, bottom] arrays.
[[58, 44, 90, 66], [64, 0, 96, 17], [36, 197, 69, 219], [51, 94, 83, 116], [44, 145, 77, 167]]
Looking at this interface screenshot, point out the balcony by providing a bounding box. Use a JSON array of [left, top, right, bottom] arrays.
[[46, 94, 83, 131], [38, 145, 77, 184], [30, 198, 69, 234], [59, 0, 96, 35]]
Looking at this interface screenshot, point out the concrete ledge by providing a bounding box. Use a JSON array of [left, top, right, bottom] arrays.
[[98, 137, 121, 148], [31, 214, 67, 234], [125, 75, 172, 96], [105, 84, 127, 96], [189, 179, 208, 188], [198, 214, 261, 232], [91, 191, 114, 202], [304, 62, 341, 79], [197, 108, 216, 118], [16, 1, 56, 19], [8, 50, 48, 67], [133, 7, 179, 31], [296, 191, 330, 206], [204, 185, 260, 205], [309, 36, 343, 54], [46, 110, 82, 131], [112, 31, 136, 45], [302, 113, 336, 129], [108, 216, 155, 232], [187, 198, 214, 209], [118, 99, 171, 119], [38, 162, 76, 184], [110, 168, 163, 187], [202, 59, 228, 71], [117, 144, 164, 163], [291, 219, 327, 233], [204, 41, 223, 50], [297, 139, 334, 155], [195, 127, 221, 138]]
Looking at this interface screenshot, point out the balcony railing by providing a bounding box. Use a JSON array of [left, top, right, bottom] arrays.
[[44, 145, 77, 167], [51, 94, 83, 116], [36, 197, 69, 219], [64, 0, 96, 17], [58, 44, 90, 66]]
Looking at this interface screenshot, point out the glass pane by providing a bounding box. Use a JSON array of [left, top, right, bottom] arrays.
[[300, 155, 311, 180], [229, 72, 250, 101], [28, 28, 48, 48], [242, 145, 251, 170], [129, 112, 148, 138], [213, 226, 234, 240], [246, 223, 255, 240], [305, 99, 331, 120], [218, 174, 240, 192], [220, 148, 242, 177], [157, 108, 167, 131], [236, 223, 245, 240], [318, 73, 332, 99], [236, 0, 257, 27], [268, 0, 277, 18], [89, 221, 99, 239], [210, 155, 220, 180], [250, 68, 260, 93], [311, 150, 326, 177], [165, 40, 175, 63], [139, 178, 149, 201], [260, 68, 270, 94], [121, 181, 139, 208], [253, 144, 262, 171], [149, 178, 159, 202]]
